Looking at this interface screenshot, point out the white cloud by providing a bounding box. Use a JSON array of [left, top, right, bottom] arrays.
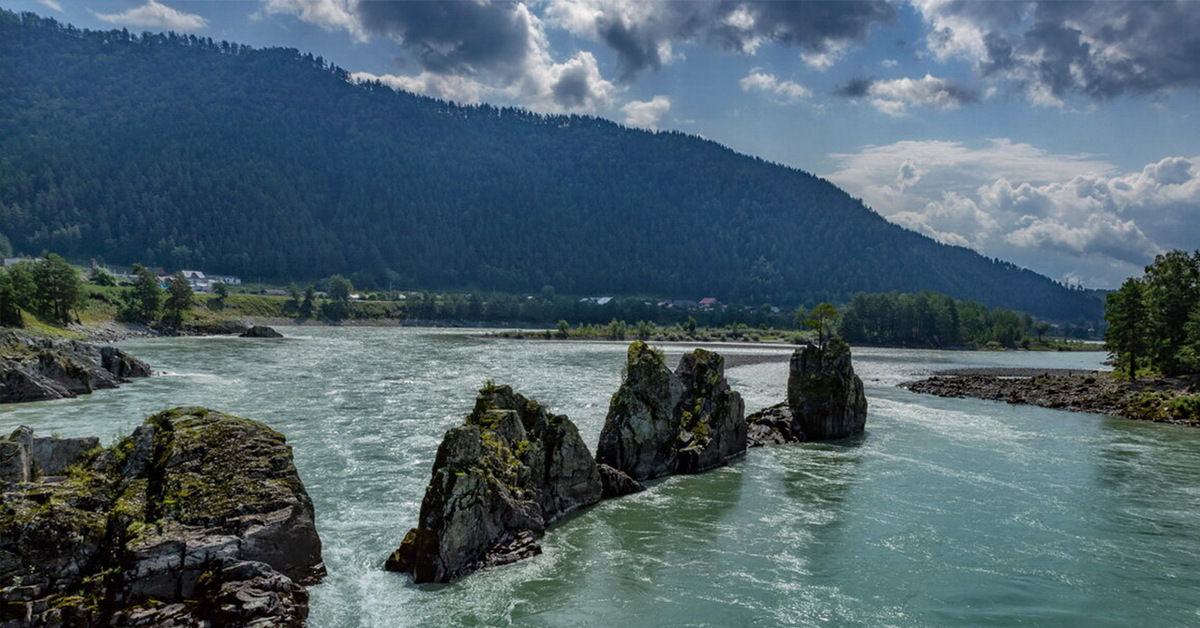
[[800, 41, 847, 71], [352, 49, 618, 114], [826, 140, 1200, 286], [94, 0, 208, 31], [36, 0, 62, 12], [352, 71, 492, 105], [869, 75, 978, 115], [739, 69, 811, 104], [261, 0, 618, 114], [255, 0, 364, 40], [622, 96, 670, 129], [838, 74, 979, 116]]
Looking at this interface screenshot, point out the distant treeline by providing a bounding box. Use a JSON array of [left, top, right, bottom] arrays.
[[840, 291, 1055, 348], [328, 290, 799, 330], [2, 250, 1085, 354], [0, 10, 1101, 321]]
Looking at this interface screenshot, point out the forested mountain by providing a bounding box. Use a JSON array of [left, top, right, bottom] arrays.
[[0, 10, 1102, 320]]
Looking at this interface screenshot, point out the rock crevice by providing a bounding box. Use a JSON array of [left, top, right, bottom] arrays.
[[596, 341, 746, 482]]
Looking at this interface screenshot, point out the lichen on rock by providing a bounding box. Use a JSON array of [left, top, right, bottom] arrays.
[[386, 384, 603, 584], [748, 339, 867, 445], [0, 407, 323, 627], [596, 341, 746, 482]]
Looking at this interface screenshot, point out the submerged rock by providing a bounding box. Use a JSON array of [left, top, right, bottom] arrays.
[[386, 384, 602, 584], [241, 325, 284, 338], [0, 408, 324, 627], [0, 330, 151, 404], [748, 339, 867, 445], [596, 463, 644, 499], [596, 341, 746, 482]]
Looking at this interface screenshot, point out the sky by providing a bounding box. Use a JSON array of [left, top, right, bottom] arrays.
[[5, 0, 1200, 289]]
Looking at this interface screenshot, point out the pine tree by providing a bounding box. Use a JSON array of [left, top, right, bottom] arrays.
[[1142, 250, 1200, 375], [805, 302, 841, 347], [31, 254, 82, 325], [122, 264, 163, 324], [163, 271, 194, 326], [1105, 277, 1148, 380], [299, 285, 317, 319]]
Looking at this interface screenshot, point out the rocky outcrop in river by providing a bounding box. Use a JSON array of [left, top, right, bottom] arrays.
[[386, 384, 604, 584], [0, 330, 151, 404], [0, 407, 324, 627], [240, 325, 283, 338], [391, 340, 868, 584], [595, 341, 746, 481], [748, 339, 867, 445]]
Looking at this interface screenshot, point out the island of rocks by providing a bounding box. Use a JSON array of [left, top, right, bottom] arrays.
[[0, 407, 324, 626], [902, 368, 1200, 426], [387, 339, 867, 584], [0, 330, 151, 404]]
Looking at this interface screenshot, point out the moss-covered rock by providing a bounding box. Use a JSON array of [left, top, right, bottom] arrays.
[[595, 342, 682, 481], [596, 342, 747, 482], [0, 408, 323, 627], [386, 384, 602, 584], [674, 349, 746, 474], [748, 339, 867, 444]]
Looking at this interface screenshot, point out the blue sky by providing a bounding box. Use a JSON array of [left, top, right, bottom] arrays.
[[6, 0, 1200, 288]]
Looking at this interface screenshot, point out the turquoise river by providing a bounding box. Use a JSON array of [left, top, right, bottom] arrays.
[[2, 327, 1199, 627]]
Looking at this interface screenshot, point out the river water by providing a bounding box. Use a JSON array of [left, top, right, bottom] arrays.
[[3, 328, 1199, 627]]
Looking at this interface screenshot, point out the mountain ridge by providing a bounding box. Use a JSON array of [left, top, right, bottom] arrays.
[[0, 10, 1102, 321]]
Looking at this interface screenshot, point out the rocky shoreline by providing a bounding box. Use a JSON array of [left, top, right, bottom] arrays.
[[0, 330, 152, 404], [902, 369, 1200, 426], [0, 408, 324, 626]]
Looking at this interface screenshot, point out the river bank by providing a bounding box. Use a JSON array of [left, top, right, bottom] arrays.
[[902, 369, 1200, 426]]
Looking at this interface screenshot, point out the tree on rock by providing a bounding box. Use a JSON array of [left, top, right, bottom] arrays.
[[746, 338, 867, 445], [804, 302, 841, 347]]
